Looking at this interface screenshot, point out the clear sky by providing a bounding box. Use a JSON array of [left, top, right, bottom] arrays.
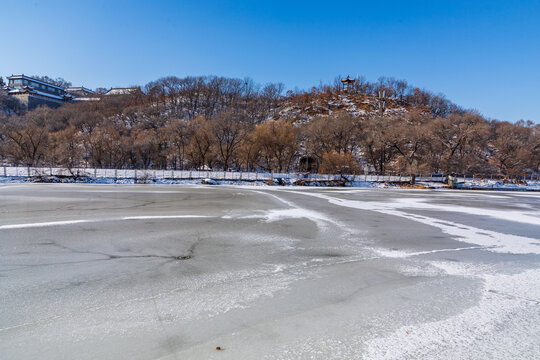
[[2, 0, 539, 123]]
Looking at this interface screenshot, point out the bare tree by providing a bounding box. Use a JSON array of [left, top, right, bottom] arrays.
[[47, 126, 84, 174], [187, 116, 214, 169], [395, 79, 409, 103], [305, 112, 359, 163], [31, 75, 72, 88], [391, 110, 432, 184], [489, 121, 532, 178], [429, 111, 488, 176], [319, 151, 360, 174], [211, 111, 246, 169], [0, 108, 52, 165], [252, 119, 298, 172], [161, 119, 190, 169], [361, 116, 397, 175]]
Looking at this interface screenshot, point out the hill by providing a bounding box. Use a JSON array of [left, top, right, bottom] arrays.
[[0, 75, 538, 182]]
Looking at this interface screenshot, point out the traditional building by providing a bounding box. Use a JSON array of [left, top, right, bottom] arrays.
[[66, 86, 95, 98], [341, 75, 356, 91], [105, 87, 138, 96], [7, 74, 68, 110]]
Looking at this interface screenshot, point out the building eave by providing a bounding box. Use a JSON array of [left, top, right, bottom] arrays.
[[8, 74, 65, 91]]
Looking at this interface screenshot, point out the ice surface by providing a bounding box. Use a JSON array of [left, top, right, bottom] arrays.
[[0, 185, 539, 359], [284, 189, 540, 254]]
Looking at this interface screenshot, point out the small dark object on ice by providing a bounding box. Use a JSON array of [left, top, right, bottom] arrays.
[[216, 346, 224, 351]]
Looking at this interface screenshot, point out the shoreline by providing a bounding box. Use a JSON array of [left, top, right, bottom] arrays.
[[1, 175, 539, 191]]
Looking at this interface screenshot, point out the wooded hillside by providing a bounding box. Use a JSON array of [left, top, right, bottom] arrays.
[[1, 75, 538, 179]]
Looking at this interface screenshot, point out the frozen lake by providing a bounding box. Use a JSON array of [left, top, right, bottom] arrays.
[[1, 184, 539, 359]]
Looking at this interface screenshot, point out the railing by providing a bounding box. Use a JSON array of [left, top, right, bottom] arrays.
[[1, 165, 537, 184], [0, 165, 423, 183]]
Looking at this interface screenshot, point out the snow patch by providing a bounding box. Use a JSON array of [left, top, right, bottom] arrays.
[[0, 215, 212, 230], [285, 191, 540, 254], [363, 265, 540, 360]]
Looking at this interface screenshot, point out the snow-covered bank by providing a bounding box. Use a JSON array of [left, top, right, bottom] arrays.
[[1, 175, 539, 191], [453, 178, 540, 191]]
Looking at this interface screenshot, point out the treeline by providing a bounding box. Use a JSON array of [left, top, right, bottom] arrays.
[[0, 75, 538, 180]]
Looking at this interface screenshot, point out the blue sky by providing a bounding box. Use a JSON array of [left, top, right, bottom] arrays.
[[2, 0, 539, 123]]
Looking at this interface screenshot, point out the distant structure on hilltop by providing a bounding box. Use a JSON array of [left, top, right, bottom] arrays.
[[3, 74, 139, 110], [66, 86, 95, 98], [105, 87, 138, 96], [6, 74, 68, 110], [341, 75, 356, 92]]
